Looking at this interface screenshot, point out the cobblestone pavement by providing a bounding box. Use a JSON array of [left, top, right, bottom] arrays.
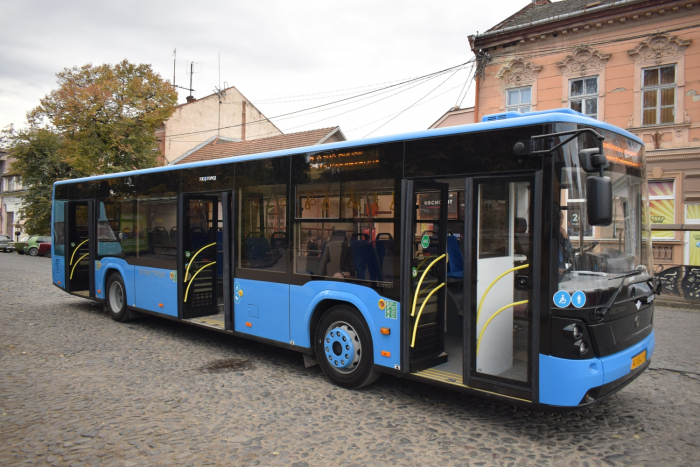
[[1, 253, 700, 467]]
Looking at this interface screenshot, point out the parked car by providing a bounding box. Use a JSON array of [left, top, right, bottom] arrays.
[[13, 235, 30, 254], [0, 234, 14, 252], [23, 235, 51, 256], [38, 242, 52, 258]]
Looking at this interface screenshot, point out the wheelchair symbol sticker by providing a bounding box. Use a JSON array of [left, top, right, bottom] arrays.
[[572, 291, 586, 308], [234, 282, 240, 293], [553, 291, 571, 308]]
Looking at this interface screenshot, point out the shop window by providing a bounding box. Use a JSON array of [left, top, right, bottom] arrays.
[[642, 65, 675, 125], [506, 87, 531, 113], [649, 180, 675, 240], [569, 76, 598, 119]]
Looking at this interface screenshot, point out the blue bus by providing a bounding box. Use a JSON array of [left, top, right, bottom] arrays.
[[51, 108, 657, 409]]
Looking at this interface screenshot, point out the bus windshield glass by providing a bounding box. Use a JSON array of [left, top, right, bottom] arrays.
[[557, 126, 651, 291]]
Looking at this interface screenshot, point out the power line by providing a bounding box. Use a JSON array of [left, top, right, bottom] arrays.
[[363, 64, 465, 138], [162, 60, 472, 140], [277, 65, 470, 134]]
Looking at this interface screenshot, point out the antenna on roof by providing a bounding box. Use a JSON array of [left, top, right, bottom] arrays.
[[213, 53, 229, 135]]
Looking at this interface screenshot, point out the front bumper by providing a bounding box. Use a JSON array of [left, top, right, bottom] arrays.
[[539, 330, 656, 407]]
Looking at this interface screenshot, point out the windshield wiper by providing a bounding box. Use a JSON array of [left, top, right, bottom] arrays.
[[594, 270, 640, 321]]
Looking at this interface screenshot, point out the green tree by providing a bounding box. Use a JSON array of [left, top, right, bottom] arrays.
[[3, 127, 72, 234], [29, 59, 177, 175]]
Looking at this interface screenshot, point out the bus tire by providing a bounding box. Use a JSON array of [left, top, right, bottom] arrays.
[[315, 305, 380, 389], [106, 272, 131, 322]]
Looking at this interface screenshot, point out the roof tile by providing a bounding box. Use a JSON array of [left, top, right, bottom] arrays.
[[175, 127, 340, 164]]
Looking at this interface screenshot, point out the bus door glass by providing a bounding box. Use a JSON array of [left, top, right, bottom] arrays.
[[180, 194, 222, 319], [405, 181, 449, 372], [468, 177, 534, 395], [64, 200, 95, 297]]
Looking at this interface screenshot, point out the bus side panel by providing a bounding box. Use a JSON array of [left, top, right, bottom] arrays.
[[234, 278, 290, 343], [134, 266, 178, 317], [96, 258, 136, 305], [53, 256, 66, 289], [289, 282, 400, 370]]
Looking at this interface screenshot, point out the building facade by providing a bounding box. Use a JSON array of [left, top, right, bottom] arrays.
[[157, 86, 282, 165], [457, 0, 700, 270], [0, 150, 28, 239]]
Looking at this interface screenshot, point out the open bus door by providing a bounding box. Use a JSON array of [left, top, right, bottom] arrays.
[[402, 180, 449, 372], [403, 175, 538, 402], [466, 176, 537, 400], [64, 200, 95, 298], [178, 193, 231, 322]]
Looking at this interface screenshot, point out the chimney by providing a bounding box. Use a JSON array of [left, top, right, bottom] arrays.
[[186, 95, 196, 103]]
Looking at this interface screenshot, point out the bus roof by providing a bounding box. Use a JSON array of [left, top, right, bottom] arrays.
[[55, 108, 643, 185]]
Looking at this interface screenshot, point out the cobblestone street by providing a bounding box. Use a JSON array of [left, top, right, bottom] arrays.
[[1, 253, 699, 466]]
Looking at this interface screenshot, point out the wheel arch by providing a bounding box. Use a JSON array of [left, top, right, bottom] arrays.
[[307, 293, 378, 352]]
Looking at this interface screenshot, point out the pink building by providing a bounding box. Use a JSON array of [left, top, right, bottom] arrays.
[[436, 0, 700, 270]]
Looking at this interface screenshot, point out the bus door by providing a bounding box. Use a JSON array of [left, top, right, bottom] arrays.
[[403, 180, 449, 372], [64, 200, 95, 298], [466, 176, 536, 399], [179, 193, 231, 322]]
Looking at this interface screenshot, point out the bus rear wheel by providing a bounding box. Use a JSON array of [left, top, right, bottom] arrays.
[[106, 273, 131, 322], [315, 305, 379, 389]]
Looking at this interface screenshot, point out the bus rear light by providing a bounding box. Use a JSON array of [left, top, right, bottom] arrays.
[[380, 327, 391, 335], [381, 350, 391, 357], [245, 322, 252, 327]]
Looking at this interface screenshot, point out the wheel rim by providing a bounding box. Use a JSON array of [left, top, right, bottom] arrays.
[[323, 321, 361, 374], [109, 281, 124, 312], [30, 249, 37, 256]]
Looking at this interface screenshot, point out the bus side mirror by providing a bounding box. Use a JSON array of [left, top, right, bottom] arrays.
[[587, 176, 612, 226], [578, 148, 609, 173]]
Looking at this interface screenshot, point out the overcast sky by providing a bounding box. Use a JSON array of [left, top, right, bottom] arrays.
[[1, 0, 529, 143]]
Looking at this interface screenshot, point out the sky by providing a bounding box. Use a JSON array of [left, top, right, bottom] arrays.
[[0, 0, 529, 144]]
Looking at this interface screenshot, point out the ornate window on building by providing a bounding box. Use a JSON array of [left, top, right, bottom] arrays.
[[569, 76, 598, 118], [642, 65, 676, 126], [506, 86, 531, 113], [649, 180, 675, 240]]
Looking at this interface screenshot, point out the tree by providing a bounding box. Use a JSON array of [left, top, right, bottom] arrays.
[[29, 59, 177, 175], [4, 59, 177, 233], [2, 127, 72, 234]]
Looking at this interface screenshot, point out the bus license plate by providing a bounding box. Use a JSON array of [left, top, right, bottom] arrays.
[[631, 350, 647, 370]]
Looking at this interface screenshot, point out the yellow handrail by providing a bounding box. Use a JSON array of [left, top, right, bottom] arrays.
[[69, 253, 89, 279], [70, 239, 89, 266], [411, 254, 446, 317], [476, 264, 529, 325], [410, 283, 445, 347], [184, 262, 216, 302], [184, 242, 217, 282], [476, 300, 529, 356]]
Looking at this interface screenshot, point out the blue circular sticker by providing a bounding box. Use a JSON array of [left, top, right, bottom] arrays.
[[571, 290, 586, 308], [234, 294, 241, 304], [553, 291, 571, 308], [234, 282, 240, 293]]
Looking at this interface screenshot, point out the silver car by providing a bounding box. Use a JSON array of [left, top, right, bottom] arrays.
[[0, 234, 14, 252]]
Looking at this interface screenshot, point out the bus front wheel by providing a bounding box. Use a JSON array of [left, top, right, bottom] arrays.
[[315, 305, 379, 389], [106, 273, 131, 322]]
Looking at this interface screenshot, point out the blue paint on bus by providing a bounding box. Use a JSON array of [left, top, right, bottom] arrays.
[[53, 110, 643, 187], [233, 278, 290, 342], [95, 258, 137, 307], [539, 330, 655, 406], [134, 266, 178, 316], [289, 281, 400, 370]]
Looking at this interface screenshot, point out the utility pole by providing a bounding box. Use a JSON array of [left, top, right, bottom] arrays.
[[173, 48, 176, 88]]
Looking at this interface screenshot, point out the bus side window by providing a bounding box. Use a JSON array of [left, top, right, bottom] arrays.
[[238, 184, 287, 273]]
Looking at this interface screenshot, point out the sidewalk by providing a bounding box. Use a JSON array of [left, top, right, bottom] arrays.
[[655, 294, 700, 311]]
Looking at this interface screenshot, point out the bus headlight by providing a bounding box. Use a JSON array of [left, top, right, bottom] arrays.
[[576, 340, 588, 356], [572, 325, 582, 340]]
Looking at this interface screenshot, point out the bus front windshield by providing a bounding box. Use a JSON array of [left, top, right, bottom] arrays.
[[557, 126, 652, 292]]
